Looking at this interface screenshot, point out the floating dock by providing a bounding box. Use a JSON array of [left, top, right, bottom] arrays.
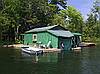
[[3, 44, 24, 48], [72, 47, 81, 50], [79, 42, 96, 47], [43, 48, 61, 53], [72, 47, 81, 52], [2, 44, 61, 53]]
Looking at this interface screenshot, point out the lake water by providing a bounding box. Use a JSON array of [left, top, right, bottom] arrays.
[[0, 45, 100, 74]]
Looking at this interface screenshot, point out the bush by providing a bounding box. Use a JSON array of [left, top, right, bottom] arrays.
[[83, 36, 100, 42], [15, 39, 23, 44]]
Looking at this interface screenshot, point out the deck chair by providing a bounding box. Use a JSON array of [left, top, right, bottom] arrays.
[[40, 41, 51, 49], [46, 41, 51, 48]]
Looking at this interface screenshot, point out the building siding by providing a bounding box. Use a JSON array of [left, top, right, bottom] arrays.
[[47, 33, 58, 48], [24, 31, 73, 50], [37, 32, 58, 48], [37, 32, 48, 45], [58, 37, 72, 50], [24, 34, 33, 45], [24, 32, 72, 50]]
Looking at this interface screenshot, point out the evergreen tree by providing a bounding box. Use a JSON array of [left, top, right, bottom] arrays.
[[84, 0, 100, 40]]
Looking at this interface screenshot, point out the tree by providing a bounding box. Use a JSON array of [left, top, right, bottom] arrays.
[[0, 0, 3, 11], [0, 0, 85, 42], [59, 6, 83, 33], [51, 14, 65, 26], [50, 0, 67, 9], [92, 0, 100, 37], [0, 13, 11, 41], [92, 0, 100, 21], [0, 0, 59, 42], [84, 0, 100, 40], [84, 13, 97, 38]]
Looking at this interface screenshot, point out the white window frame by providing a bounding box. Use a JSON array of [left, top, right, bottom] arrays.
[[33, 34, 37, 41]]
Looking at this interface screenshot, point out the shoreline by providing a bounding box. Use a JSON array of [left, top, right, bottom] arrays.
[[0, 42, 96, 53], [1, 42, 96, 48], [1, 44, 24, 48], [79, 42, 96, 47], [1, 44, 61, 53]]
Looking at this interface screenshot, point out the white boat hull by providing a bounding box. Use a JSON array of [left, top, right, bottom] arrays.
[[21, 47, 43, 55]]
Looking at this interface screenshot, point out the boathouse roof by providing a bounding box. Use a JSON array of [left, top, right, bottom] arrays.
[[73, 33, 82, 36], [47, 30, 74, 37], [25, 25, 57, 33]]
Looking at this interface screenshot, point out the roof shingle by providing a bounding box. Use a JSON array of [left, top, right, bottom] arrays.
[[47, 30, 74, 37], [25, 25, 57, 33]]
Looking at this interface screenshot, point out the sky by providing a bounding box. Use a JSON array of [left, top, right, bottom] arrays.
[[68, 0, 94, 20]]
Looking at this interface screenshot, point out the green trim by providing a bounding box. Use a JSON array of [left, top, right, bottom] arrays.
[[73, 33, 82, 36]]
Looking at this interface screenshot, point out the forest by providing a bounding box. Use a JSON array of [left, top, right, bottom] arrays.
[[0, 0, 100, 44]]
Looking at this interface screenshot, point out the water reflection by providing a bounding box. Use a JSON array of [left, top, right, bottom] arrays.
[[21, 52, 35, 62], [21, 50, 82, 63], [57, 51, 82, 74], [21, 52, 59, 63], [80, 46, 100, 74], [21, 51, 82, 74], [1, 46, 100, 74]]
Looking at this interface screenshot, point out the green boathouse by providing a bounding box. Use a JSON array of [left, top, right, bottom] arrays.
[[72, 33, 82, 47], [24, 25, 74, 50]]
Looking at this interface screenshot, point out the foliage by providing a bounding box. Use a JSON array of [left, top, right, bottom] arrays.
[[83, 0, 100, 41], [59, 6, 83, 32], [50, 0, 67, 9], [15, 39, 22, 44], [0, 0, 100, 43]]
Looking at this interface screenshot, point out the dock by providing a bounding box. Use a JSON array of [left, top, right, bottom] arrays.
[[3, 44, 24, 48], [72, 47, 81, 52], [72, 47, 81, 50], [79, 42, 96, 47], [43, 48, 61, 53], [2, 44, 61, 53]]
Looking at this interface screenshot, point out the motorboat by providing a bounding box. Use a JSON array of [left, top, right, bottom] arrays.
[[21, 46, 43, 55]]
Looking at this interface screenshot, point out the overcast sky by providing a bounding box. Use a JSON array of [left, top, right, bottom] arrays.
[[68, 0, 94, 20]]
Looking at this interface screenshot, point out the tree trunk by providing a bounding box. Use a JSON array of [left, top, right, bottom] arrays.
[[0, 26, 2, 41]]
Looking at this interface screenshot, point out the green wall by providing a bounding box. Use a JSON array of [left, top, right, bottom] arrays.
[[37, 32, 48, 45], [24, 32, 73, 50], [37, 32, 58, 48], [47, 33, 58, 48], [58, 37, 72, 50], [24, 34, 33, 45]]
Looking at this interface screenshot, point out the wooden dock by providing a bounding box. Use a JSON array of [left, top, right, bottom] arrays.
[[43, 48, 61, 53], [72, 47, 81, 52], [79, 42, 96, 47], [72, 47, 81, 50], [2, 44, 61, 53], [72, 47, 82, 50], [3, 44, 24, 48]]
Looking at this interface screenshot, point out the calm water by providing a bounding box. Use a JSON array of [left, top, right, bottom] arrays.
[[0, 45, 100, 74]]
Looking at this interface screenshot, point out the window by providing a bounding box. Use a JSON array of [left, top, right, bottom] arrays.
[[33, 34, 37, 41]]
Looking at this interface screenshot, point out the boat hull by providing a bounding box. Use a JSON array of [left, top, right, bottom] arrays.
[[21, 47, 43, 55]]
